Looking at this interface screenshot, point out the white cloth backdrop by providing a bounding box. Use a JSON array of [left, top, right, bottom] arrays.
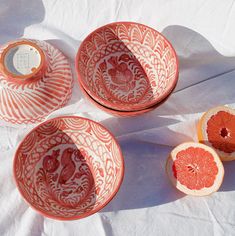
[[1, 0, 235, 235]]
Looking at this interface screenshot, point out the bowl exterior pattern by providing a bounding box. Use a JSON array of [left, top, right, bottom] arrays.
[[0, 39, 73, 124], [79, 72, 178, 117], [79, 81, 165, 117], [14, 117, 124, 220], [77, 22, 178, 111]]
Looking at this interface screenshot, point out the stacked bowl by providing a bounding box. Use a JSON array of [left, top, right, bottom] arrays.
[[76, 22, 179, 117], [0, 21, 179, 221]]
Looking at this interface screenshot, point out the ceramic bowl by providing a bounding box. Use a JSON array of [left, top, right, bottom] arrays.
[[79, 81, 175, 117], [76, 22, 178, 112], [13, 116, 124, 220], [0, 39, 73, 124]]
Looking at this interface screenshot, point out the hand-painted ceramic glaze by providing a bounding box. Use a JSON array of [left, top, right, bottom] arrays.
[[0, 39, 73, 124], [13, 116, 124, 220], [76, 22, 178, 111], [79, 80, 176, 117]]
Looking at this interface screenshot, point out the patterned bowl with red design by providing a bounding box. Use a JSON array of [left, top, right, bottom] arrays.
[[0, 39, 73, 124], [79, 80, 174, 117], [76, 22, 178, 112], [13, 116, 124, 220]]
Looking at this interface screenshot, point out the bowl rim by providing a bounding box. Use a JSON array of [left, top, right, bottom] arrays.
[[78, 77, 178, 117], [13, 115, 125, 221], [0, 40, 46, 81], [76, 21, 179, 111], [0, 39, 73, 125]]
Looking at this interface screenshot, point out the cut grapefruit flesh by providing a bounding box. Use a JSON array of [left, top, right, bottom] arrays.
[[198, 106, 235, 161], [166, 142, 224, 196]]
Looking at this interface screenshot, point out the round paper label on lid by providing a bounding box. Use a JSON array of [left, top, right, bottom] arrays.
[[4, 44, 41, 76]]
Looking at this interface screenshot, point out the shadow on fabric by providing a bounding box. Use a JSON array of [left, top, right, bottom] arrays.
[[219, 161, 235, 192], [0, 0, 45, 44], [159, 25, 235, 115], [102, 25, 235, 136], [101, 128, 193, 212], [100, 25, 235, 211]]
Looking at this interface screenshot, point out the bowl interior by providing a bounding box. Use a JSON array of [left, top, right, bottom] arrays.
[[77, 22, 178, 111], [14, 117, 124, 220], [79, 71, 178, 117], [79, 81, 159, 117]]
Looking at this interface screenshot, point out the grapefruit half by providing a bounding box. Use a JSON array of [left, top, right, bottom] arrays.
[[198, 106, 235, 161], [166, 142, 224, 196]]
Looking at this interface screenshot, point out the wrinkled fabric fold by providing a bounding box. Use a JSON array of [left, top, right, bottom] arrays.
[[0, 0, 235, 235]]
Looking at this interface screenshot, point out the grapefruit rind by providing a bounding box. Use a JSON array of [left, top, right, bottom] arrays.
[[166, 142, 224, 196], [198, 106, 235, 161]]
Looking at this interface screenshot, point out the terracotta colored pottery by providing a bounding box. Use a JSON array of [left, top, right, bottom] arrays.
[[79, 80, 177, 117], [0, 39, 73, 124], [13, 116, 124, 220], [76, 22, 178, 111]]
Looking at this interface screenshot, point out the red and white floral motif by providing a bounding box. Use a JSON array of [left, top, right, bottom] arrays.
[[13, 116, 124, 220], [76, 22, 178, 111], [79, 78, 175, 117], [0, 39, 73, 124], [43, 149, 60, 173], [108, 55, 134, 85], [36, 146, 95, 207]]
